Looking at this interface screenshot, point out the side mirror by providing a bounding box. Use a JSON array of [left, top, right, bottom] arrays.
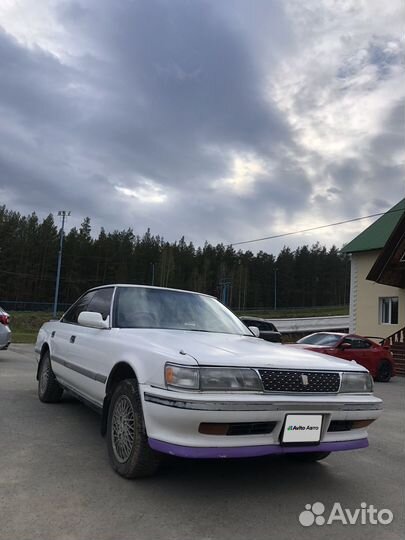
[[78, 311, 109, 329], [249, 326, 260, 338], [340, 342, 352, 350]]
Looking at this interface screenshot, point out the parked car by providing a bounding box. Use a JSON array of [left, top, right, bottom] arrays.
[[0, 306, 11, 350], [240, 316, 282, 343], [35, 285, 382, 478], [290, 332, 395, 382]]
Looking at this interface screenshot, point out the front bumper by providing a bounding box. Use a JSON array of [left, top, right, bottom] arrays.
[[141, 386, 383, 458], [148, 438, 369, 458]]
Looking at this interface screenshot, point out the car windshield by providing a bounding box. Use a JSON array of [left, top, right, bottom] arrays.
[[297, 333, 342, 346], [115, 287, 251, 335]]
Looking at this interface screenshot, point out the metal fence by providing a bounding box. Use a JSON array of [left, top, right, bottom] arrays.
[[0, 300, 349, 314]]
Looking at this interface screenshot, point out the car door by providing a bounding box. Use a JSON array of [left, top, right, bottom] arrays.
[[336, 337, 370, 368], [50, 290, 96, 388], [349, 338, 375, 372], [64, 287, 115, 407]]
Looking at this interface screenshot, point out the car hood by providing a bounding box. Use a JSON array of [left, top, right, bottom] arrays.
[[120, 329, 365, 372]]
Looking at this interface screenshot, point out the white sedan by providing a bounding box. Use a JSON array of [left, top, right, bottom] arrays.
[[35, 285, 382, 478]]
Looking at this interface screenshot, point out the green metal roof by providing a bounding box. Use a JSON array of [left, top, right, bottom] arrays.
[[341, 198, 405, 254]]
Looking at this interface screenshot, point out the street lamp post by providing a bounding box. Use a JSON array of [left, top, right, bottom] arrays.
[[274, 268, 278, 310], [53, 211, 70, 318]]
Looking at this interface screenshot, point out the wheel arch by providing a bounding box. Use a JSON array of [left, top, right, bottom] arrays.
[[36, 342, 50, 380], [101, 361, 138, 436]]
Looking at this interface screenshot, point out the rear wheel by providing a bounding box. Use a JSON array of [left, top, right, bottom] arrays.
[[287, 451, 330, 462], [106, 379, 161, 478], [376, 360, 392, 382], [38, 351, 63, 403]]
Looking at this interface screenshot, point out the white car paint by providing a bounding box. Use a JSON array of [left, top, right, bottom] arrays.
[[35, 285, 383, 460]]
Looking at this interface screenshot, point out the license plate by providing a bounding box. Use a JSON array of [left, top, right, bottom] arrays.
[[282, 414, 323, 444]]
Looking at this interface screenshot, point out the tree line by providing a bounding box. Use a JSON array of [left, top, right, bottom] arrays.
[[0, 205, 350, 310]]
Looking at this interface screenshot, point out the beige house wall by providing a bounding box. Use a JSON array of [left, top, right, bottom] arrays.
[[349, 250, 405, 337]]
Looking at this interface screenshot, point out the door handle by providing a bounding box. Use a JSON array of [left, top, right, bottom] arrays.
[[70, 335, 76, 344]]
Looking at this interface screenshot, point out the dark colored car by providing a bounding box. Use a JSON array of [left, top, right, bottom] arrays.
[[290, 332, 395, 382], [240, 316, 282, 343]]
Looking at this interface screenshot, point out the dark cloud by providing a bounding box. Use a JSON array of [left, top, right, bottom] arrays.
[[0, 0, 403, 253]]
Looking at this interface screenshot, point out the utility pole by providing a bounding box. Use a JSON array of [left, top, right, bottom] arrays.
[[238, 261, 242, 311], [151, 263, 155, 286], [274, 268, 278, 310], [53, 211, 70, 318]]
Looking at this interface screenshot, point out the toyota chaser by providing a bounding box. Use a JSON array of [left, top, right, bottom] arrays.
[[35, 285, 382, 478]]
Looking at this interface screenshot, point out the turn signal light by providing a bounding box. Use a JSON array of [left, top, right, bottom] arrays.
[[352, 419, 375, 429], [199, 423, 230, 435]]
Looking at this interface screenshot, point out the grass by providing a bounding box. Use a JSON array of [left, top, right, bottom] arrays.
[[9, 305, 349, 344], [9, 311, 61, 344]]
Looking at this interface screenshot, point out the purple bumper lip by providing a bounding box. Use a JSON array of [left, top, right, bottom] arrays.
[[148, 438, 369, 459]]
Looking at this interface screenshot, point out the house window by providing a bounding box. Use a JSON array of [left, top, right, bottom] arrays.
[[379, 297, 399, 325]]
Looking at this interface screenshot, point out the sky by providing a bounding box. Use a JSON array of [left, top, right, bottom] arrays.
[[0, 0, 403, 253]]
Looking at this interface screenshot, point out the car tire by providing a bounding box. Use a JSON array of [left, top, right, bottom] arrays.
[[287, 451, 331, 462], [375, 360, 392, 382], [106, 378, 161, 478], [38, 350, 63, 403]]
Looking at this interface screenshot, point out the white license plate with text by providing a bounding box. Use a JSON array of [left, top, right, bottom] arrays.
[[282, 414, 323, 444]]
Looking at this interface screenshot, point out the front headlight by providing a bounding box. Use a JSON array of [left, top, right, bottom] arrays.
[[164, 364, 262, 391], [340, 372, 373, 393], [200, 368, 262, 391], [165, 364, 199, 390]]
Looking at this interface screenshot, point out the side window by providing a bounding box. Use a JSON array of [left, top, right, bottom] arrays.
[[251, 321, 264, 330], [379, 297, 399, 325], [87, 288, 114, 321], [261, 322, 275, 332], [62, 291, 96, 324], [343, 338, 371, 349], [354, 339, 371, 349]]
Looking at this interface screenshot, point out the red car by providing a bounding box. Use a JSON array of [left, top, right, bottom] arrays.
[[290, 332, 395, 382]]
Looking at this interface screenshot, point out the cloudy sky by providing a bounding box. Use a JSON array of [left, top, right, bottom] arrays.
[[0, 0, 403, 253]]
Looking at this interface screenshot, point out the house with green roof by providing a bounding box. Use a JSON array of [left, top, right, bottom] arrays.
[[342, 199, 404, 356]]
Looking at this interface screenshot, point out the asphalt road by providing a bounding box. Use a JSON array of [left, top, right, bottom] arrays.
[[0, 344, 404, 540]]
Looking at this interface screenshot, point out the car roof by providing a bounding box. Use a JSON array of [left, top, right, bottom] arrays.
[[308, 332, 375, 341], [86, 284, 216, 299], [306, 332, 345, 337]]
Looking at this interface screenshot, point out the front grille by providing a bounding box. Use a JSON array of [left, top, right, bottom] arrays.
[[199, 422, 276, 436], [227, 422, 276, 436], [258, 369, 340, 393]]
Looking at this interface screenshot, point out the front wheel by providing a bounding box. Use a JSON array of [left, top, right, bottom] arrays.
[[287, 451, 330, 462], [38, 351, 63, 403], [375, 360, 392, 382], [106, 379, 161, 478]]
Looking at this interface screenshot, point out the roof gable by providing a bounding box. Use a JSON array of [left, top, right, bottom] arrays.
[[341, 199, 405, 254], [367, 212, 405, 288]]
